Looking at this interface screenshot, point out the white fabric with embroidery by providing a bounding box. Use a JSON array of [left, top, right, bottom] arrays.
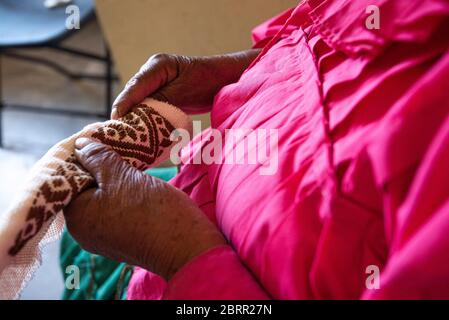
[[0, 99, 192, 299]]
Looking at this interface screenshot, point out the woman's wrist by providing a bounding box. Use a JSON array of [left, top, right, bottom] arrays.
[[180, 49, 261, 113], [139, 183, 227, 281]]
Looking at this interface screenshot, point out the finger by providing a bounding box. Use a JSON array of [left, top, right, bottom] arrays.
[[150, 91, 169, 103], [74, 138, 131, 189], [111, 74, 151, 119], [111, 54, 176, 119]]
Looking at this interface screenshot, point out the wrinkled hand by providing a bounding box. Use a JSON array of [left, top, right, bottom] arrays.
[[64, 138, 226, 280], [111, 49, 261, 118]]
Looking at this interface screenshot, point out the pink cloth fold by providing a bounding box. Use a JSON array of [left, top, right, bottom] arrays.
[[128, 0, 449, 299], [163, 246, 269, 300]]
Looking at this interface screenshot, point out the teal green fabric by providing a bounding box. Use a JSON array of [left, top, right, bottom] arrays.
[[144, 166, 178, 182], [60, 232, 133, 300], [60, 167, 178, 300]]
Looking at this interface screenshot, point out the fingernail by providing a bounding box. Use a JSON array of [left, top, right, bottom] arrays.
[[111, 108, 119, 119], [75, 138, 93, 149]]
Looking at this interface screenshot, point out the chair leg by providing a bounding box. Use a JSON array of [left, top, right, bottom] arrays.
[[105, 46, 113, 118]]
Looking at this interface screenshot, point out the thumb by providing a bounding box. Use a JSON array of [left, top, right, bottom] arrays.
[[74, 138, 132, 190], [111, 53, 178, 119]]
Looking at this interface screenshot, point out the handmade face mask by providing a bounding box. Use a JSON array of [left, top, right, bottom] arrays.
[[0, 98, 192, 299]]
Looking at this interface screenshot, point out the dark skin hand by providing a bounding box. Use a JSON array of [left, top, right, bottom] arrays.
[[64, 49, 260, 280], [65, 138, 226, 280], [111, 49, 261, 117]]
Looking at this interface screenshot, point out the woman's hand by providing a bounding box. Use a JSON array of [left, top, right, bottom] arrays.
[[64, 138, 226, 280], [111, 49, 261, 118]]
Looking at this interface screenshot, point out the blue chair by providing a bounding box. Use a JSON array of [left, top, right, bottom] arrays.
[[0, 0, 117, 147]]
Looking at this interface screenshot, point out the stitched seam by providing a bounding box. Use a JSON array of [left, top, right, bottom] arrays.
[[302, 28, 337, 190]]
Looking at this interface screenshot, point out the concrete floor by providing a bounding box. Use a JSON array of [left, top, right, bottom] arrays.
[[0, 18, 120, 299]]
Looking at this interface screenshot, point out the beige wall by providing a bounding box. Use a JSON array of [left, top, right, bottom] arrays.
[[95, 0, 298, 82]]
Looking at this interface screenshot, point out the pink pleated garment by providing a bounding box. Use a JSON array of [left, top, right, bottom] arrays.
[[128, 0, 449, 299]]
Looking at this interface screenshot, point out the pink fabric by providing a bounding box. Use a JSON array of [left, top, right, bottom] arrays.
[[127, 0, 449, 299]]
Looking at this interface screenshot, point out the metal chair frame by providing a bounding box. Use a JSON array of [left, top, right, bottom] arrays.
[[0, 13, 119, 148]]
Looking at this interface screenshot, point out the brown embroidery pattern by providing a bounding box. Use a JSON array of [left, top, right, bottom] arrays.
[[8, 156, 93, 256], [8, 105, 176, 256], [91, 105, 176, 170]]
